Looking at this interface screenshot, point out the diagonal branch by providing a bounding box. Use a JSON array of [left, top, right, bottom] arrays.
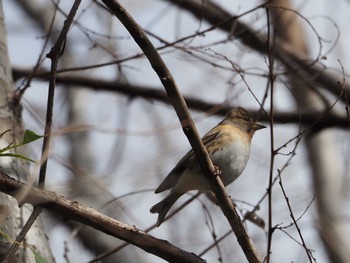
[[100, 0, 261, 262], [0, 170, 205, 263]]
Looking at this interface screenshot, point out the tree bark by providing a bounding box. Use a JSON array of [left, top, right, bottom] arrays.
[[0, 1, 54, 262]]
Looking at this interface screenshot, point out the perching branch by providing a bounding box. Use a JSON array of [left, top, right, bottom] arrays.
[[100, 0, 261, 262]]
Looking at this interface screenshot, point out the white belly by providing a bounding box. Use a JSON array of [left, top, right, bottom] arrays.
[[175, 140, 250, 192], [211, 140, 250, 186]]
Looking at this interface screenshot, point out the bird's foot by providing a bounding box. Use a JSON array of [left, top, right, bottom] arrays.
[[213, 165, 222, 176]]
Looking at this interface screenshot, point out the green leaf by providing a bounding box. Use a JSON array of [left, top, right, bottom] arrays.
[[22, 130, 44, 145], [31, 249, 49, 263], [0, 130, 42, 161]]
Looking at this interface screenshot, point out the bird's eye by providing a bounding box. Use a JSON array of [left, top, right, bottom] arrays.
[[244, 116, 250, 121]]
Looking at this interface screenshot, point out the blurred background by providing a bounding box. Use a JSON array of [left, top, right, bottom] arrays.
[[2, 0, 350, 262]]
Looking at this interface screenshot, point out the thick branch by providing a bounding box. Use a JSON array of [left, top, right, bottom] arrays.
[[0, 170, 204, 263]]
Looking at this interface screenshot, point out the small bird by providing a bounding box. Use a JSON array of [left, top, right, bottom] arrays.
[[150, 107, 266, 226]]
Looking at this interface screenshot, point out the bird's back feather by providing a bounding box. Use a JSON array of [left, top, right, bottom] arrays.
[[154, 128, 221, 193]]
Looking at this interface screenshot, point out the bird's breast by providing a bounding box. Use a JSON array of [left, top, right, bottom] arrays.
[[208, 130, 251, 186]]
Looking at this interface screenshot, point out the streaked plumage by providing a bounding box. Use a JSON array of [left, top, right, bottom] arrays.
[[150, 107, 266, 226]]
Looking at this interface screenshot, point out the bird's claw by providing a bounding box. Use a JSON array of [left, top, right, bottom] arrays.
[[213, 165, 222, 176]]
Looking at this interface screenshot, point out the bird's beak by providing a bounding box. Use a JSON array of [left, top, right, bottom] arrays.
[[253, 122, 266, 131]]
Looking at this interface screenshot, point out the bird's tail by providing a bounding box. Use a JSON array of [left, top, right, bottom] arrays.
[[150, 192, 182, 227]]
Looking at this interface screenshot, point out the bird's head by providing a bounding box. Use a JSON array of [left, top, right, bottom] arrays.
[[222, 107, 266, 134]]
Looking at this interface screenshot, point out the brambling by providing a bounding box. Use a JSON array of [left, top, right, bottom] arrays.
[[150, 107, 266, 226]]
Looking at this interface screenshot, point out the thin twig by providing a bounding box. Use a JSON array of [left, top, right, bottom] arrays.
[[166, 0, 350, 103], [14, 0, 57, 100], [1, 207, 43, 263], [39, 0, 81, 187], [277, 171, 315, 262], [3, 0, 82, 260], [265, 7, 276, 262]]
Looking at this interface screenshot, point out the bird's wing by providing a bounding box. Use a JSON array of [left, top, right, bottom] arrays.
[[154, 149, 194, 193], [202, 126, 221, 146], [154, 127, 220, 193]]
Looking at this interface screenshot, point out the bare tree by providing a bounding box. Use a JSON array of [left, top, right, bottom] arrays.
[[1, 0, 349, 262]]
